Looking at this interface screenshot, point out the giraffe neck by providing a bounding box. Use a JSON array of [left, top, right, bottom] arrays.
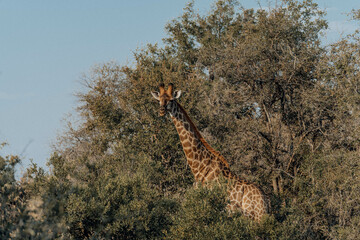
[[169, 101, 234, 182], [166, 100, 268, 222]]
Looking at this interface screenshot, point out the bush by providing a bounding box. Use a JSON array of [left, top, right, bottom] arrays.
[[65, 171, 177, 239]]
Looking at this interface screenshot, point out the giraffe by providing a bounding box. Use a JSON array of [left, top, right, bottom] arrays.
[[151, 83, 268, 222]]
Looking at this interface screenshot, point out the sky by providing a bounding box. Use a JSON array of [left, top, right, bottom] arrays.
[[0, 0, 359, 175]]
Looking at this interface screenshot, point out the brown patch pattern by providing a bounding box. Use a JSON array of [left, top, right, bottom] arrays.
[[153, 84, 268, 222]]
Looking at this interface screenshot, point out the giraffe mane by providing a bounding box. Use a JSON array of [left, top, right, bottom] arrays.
[[176, 102, 230, 169]]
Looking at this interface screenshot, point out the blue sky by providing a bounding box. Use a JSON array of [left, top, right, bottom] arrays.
[[0, 0, 359, 175]]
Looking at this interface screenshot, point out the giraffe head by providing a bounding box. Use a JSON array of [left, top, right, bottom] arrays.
[[151, 83, 182, 116]]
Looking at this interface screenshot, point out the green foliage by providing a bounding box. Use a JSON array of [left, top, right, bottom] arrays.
[[168, 182, 307, 240], [0, 148, 66, 239], [169, 183, 252, 240], [293, 151, 360, 238], [165, 0, 330, 197], [65, 172, 176, 239], [0, 151, 24, 239], [4, 0, 360, 239]]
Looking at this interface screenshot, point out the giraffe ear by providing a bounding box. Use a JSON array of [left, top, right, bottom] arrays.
[[151, 91, 160, 100], [173, 90, 182, 99]]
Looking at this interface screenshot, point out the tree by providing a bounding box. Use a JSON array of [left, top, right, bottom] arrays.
[[165, 0, 330, 198], [0, 144, 65, 239], [7, 1, 359, 239]]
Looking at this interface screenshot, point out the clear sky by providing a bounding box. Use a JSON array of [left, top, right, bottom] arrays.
[[0, 0, 359, 175]]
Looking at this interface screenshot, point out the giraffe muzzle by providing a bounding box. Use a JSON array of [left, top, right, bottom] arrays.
[[160, 106, 166, 116]]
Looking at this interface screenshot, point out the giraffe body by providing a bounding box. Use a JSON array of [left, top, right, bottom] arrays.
[[151, 84, 268, 222]]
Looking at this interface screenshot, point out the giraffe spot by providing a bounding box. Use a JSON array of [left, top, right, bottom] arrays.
[[182, 141, 191, 148], [236, 192, 244, 201], [223, 169, 230, 177], [192, 161, 199, 168], [184, 149, 191, 155], [207, 171, 215, 180], [203, 167, 211, 177], [203, 158, 210, 165], [199, 163, 206, 173], [179, 135, 186, 141]]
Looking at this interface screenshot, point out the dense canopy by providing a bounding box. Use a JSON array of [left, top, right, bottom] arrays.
[[1, 1, 360, 239]]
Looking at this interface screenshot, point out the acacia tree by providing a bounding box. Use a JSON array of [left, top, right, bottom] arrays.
[[165, 0, 330, 197], [18, 1, 360, 239]]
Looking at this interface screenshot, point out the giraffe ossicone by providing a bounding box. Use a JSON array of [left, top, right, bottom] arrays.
[[151, 83, 268, 222]]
